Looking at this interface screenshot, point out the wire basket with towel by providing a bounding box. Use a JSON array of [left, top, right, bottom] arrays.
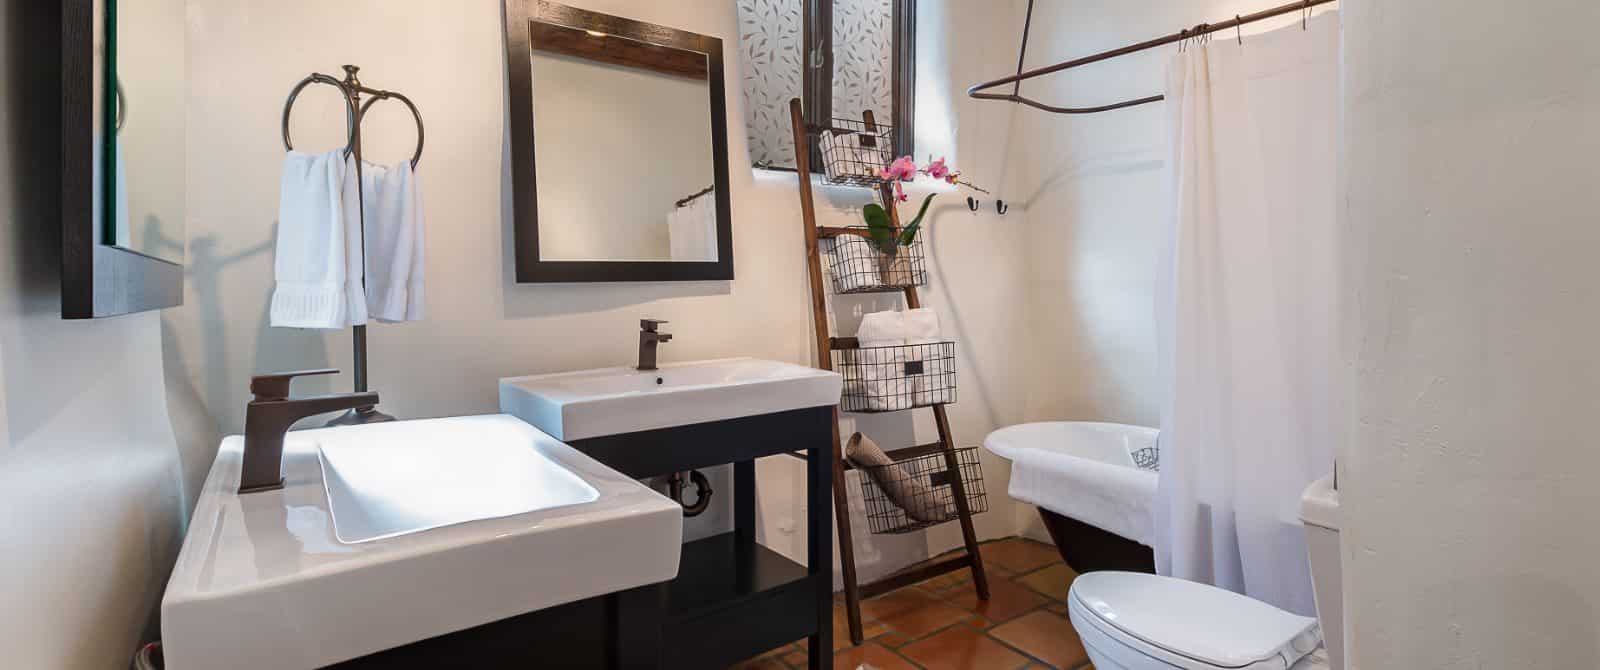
[[835, 308, 956, 412], [816, 117, 896, 187]]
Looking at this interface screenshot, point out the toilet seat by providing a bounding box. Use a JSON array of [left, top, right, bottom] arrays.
[[1068, 571, 1322, 670]]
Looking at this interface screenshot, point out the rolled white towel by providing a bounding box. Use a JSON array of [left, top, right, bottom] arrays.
[[829, 235, 882, 293]]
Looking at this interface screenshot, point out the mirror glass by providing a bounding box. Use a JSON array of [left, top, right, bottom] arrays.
[[528, 21, 718, 262], [102, 0, 187, 264]]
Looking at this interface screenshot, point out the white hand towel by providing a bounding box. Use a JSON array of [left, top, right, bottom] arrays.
[[856, 310, 906, 348], [668, 194, 718, 261], [271, 150, 366, 329], [360, 159, 427, 322]]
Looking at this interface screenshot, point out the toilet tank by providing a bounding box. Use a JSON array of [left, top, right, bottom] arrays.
[[1300, 475, 1343, 670]]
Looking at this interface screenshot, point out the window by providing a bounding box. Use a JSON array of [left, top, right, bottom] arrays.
[[737, 0, 915, 170]]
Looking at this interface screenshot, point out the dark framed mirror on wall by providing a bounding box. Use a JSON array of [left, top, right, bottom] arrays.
[[61, 0, 186, 318], [504, 1, 734, 283], [738, 0, 916, 171]]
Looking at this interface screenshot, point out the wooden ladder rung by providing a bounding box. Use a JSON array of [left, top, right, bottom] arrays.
[[788, 441, 952, 471], [859, 554, 976, 599], [818, 226, 873, 239]]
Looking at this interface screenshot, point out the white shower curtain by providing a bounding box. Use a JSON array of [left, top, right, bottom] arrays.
[[1153, 12, 1340, 617]]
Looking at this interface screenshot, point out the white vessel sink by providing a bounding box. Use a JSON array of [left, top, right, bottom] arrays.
[[318, 424, 599, 543], [161, 414, 681, 670], [500, 357, 843, 440]]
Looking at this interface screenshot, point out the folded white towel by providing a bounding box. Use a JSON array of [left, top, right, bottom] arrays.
[[360, 159, 426, 322], [903, 308, 953, 405], [856, 310, 906, 348], [271, 150, 367, 329]]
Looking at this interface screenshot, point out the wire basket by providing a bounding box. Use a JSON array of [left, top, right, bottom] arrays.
[[825, 231, 928, 294], [1132, 445, 1160, 471], [834, 341, 956, 413], [856, 447, 988, 535], [816, 117, 896, 187]]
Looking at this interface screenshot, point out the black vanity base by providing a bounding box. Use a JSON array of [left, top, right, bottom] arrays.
[[573, 406, 837, 670], [326, 582, 665, 669], [1039, 508, 1156, 575]]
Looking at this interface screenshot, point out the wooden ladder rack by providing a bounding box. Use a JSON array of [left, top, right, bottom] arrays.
[[784, 98, 990, 645]]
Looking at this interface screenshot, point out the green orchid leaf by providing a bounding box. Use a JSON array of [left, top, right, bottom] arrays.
[[899, 194, 937, 246], [862, 203, 898, 254]]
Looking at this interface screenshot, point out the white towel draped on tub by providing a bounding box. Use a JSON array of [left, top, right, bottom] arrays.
[[271, 150, 367, 329], [360, 159, 426, 322]]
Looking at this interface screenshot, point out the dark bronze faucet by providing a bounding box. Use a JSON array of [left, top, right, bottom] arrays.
[[239, 369, 379, 494], [637, 319, 672, 371]]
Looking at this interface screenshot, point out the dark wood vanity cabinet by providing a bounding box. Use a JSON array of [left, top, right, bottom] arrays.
[[569, 406, 837, 670]]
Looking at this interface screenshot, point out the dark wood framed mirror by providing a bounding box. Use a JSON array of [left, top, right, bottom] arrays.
[[61, 0, 185, 318], [504, 1, 734, 283]]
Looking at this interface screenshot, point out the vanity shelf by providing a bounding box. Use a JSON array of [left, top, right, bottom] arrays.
[[662, 533, 817, 669]]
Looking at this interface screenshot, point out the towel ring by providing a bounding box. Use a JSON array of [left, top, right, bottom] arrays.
[[281, 73, 357, 155], [357, 91, 426, 168]]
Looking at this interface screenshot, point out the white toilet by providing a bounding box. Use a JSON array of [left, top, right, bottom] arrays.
[[1067, 476, 1344, 670]]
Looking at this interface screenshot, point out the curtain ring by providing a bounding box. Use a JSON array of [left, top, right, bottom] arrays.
[[1236, 16, 1243, 44]]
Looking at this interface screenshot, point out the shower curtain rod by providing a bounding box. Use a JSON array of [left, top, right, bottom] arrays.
[[967, 0, 1338, 114]]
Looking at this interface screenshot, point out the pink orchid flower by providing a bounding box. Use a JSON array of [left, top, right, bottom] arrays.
[[878, 155, 918, 182], [892, 180, 909, 202], [925, 157, 951, 181]]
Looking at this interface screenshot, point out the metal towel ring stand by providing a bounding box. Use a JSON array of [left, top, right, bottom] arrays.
[[280, 73, 424, 168], [358, 92, 425, 168]]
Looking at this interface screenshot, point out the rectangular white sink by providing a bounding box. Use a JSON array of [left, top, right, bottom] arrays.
[[318, 421, 600, 543], [161, 414, 681, 670], [500, 357, 843, 440]]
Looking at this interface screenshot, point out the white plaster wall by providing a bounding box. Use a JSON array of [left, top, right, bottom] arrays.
[[1341, 0, 1600, 666], [1002, 0, 1335, 539], [0, 3, 202, 667], [173, 0, 1029, 586]]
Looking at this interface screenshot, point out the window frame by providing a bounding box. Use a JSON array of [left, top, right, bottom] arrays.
[[795, 0, 915, 169]]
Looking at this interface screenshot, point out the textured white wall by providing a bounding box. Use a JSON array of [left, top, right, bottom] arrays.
[[0, 3, 198, 668], [172, 0, 1030, 585], [1342, 0, 1600, 667]]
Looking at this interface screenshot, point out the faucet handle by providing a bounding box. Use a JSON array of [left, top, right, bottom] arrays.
[[641, 319, 669, 332], [250, 368, 339, 402]]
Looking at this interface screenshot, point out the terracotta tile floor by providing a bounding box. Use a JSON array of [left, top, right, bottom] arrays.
[[729, 537, 1095, 670]]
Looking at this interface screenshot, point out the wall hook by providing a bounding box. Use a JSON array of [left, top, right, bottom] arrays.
[[995, 200, 1009, 215], [967, 196, 980, 212]]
